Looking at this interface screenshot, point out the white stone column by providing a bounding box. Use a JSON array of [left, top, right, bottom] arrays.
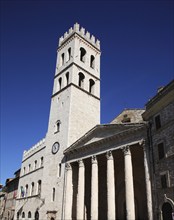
[[64, 163, 73, 220], [123, 146, 135, 220], [91, 155, 98, 220], [106, 151, 116, 220], [77, 159, 85, 220], [142, 141, 153, 220]]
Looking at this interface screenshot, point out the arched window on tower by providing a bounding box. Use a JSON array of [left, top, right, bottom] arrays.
[[90, 55, 95, 68], [55, 120, 61, 133], [66, 72, 69, 85], [68, 48, 71, 61], [37, 180, 41, 196], [60, 53, 65, 66], [78, 72, 85, 89], [80, 47, 86, 62], [58, 77, 62, 90], [89, 79, 95, 94]]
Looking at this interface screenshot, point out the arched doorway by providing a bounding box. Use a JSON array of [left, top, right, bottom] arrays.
[[162, 202, 173, 220]]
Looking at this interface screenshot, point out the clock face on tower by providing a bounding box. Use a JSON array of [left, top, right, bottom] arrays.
[[52, 142, 60, 154]]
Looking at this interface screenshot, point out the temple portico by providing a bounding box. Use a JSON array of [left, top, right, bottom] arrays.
[[64, 139, 153, 220]]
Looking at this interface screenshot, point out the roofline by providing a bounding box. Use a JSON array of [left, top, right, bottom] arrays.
[[145, 79, 174, 109]]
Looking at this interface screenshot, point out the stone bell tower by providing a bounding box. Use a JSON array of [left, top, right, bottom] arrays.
[[41, 23, 101, 219]]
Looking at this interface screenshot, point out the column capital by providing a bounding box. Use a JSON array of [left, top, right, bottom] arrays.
[[65, 162, 72, 170], [78, 159, 84, 167], [91, 155, 97, 164], [122, 145, 130, 156], [106, 150, 113, 160]]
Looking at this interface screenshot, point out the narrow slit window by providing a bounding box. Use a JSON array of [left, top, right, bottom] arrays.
[[59, 163, 61, 177], [52, 188, 55, 201]]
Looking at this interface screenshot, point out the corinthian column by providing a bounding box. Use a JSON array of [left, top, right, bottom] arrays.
[[64, 163, 72, 220], [123, 146, 135, 220], [106, 151, 116, 220], [142, 141, 153, 220], [91, 155, 98, 220], [77, 159, 85, 220]]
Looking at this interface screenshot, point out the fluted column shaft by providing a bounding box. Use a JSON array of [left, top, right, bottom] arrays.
[[64, 163, 73, 220], [91, 155, 98, 220], [77, 160, 85, 220], [106, 151, 116, 220], [123, 146, 135, 220], [142, 142, 153, 220]]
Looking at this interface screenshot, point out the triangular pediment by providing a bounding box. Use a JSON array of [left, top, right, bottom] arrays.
[[64, 123, 145, 154]]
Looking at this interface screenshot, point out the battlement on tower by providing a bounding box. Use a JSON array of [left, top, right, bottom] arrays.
[[23, 138, 46, 160], [59, 23, 100, 50]]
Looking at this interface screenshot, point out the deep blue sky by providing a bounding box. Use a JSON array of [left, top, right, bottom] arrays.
[[1, 0, 173, 185]]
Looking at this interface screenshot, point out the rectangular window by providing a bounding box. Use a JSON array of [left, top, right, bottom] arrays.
[[155, 115, 161, 130], [161, 174, 167, 188], [158, 143, 165, 160]]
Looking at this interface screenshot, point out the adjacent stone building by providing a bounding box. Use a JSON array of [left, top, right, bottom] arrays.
[[143, 80, 174, 220], [0, 170, 20, 220], [12, 23, 174, 220]]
